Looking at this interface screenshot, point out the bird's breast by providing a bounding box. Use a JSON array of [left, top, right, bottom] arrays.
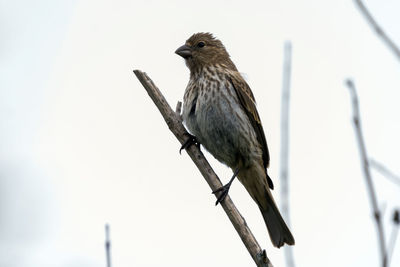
[[182, 71, 260, 168]]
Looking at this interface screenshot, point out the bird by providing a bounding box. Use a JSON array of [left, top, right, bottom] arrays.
[[175, 32, 294, 248]]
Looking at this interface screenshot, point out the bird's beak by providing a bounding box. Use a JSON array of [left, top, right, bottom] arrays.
[[175, 45, 192, 59]]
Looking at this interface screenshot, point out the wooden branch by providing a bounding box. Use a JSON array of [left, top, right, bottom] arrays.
[[279, 41, 295, 267], [134, 69, 273, 267], [354, 0, 400, 61], [346, 79, 387, 267]]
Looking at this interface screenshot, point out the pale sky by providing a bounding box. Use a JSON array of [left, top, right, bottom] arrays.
[[1, 0, 400, 267]]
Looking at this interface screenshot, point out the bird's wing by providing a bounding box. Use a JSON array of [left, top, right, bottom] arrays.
[[228, 71, 270, 169]]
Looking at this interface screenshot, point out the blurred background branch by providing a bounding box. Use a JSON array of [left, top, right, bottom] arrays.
[[105, 224, 112, 267], [370, 159, 400, 187], [280, 41, 295, 267], [346, 79, 387, 267], [388, 210, 399, 266], [354, 0, 400, 61]]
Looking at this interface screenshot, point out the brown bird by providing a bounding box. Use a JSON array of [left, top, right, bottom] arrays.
[[175, 32, 294, 248]]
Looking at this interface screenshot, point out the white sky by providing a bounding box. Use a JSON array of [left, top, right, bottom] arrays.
[[1, 0, 400, 267]]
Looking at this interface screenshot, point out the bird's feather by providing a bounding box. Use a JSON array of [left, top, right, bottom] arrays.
[[228, 72, 270, 169]]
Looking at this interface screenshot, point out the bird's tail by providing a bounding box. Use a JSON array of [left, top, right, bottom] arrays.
[[259, 185, 295, 248], [239, 167, 295, 248]]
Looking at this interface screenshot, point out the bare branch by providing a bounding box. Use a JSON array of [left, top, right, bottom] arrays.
[[345, 79, 387, 267], [354, 0, 400, 61], [175, 101, 182, 115], [105, 224, 111, 267], [280, 41, 295, 267], [370, 159, 400, 187], [388, 210, 399, 266], [134, 69, 273, 267]]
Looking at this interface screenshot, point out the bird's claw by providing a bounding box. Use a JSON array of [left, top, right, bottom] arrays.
[[212, 183, 231, 206], [179, 134, 200, 154], [212, 168, 239, 206]]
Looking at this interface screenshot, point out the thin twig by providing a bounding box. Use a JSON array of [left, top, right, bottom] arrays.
[[346, 79, 387, 267], [105, 224, 111, 267], [354, 0, 400, 61], [388, 210, 399, 266], [175, 101, 182, 116], [134, 70, 273, 267], [280, 41, 295, 267], [370, 159, 400, 187]]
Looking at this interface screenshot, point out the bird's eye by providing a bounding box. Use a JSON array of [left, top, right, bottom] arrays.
[[197, 41, 205, 48]]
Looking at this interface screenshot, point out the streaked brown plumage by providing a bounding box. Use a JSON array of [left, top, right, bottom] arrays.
[[176, 32, 294, 248]]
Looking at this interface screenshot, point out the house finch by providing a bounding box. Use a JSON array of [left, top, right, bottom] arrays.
[[176, 32, 294, 248]]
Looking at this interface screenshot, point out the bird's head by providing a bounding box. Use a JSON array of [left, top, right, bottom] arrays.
[[175, 32, 236, 73]]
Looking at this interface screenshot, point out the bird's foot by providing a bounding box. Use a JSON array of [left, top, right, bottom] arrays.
[[212, 183, 232, 206], [179, 133, 200, 154], [212, 168, 240, 206]]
